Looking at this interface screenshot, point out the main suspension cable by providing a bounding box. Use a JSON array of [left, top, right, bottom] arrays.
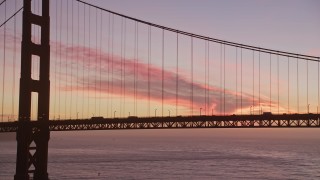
[[0, 7, 23, 28], [75, 0, 319, 62]]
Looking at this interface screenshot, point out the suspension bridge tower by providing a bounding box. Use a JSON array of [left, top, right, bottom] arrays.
[[15, 0, 50, 179]]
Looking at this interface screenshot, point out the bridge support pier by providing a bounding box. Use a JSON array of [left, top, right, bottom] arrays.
[[15, 0, 50, 179]]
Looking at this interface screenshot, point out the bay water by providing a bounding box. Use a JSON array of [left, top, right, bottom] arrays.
[[1, 129, 320, 179]]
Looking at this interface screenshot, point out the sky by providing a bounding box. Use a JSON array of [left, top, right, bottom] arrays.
[[86, 0, 320, 55], [0, 0, 320, 121]]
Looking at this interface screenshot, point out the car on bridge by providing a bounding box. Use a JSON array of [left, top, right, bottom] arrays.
[[262, 112, 272, 116], [91, 116, 104, 120], [128, 116, 138, 119]]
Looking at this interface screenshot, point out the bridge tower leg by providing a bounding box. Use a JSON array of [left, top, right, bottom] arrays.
[[15, 0, 50, 179]]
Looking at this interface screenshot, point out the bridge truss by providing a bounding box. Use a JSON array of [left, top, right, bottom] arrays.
[[1, 114, 319, 133]]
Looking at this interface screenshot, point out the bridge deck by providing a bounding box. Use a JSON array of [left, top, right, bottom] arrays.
[[1, 114, 319, 133]]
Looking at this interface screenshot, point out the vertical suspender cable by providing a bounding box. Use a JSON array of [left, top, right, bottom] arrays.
[[252, 50, 254, 115], [235, 47, 239, 113], [134, 22, 138, 116], [134, 22, 136, 116], [149, 26, 152, 117], [204, 41, 207, 115], [120, 18, 123, 117], [99, 10, 102, 116], [70, 0, 74, 119], [122, 18, 125, 117], [220, 43, 222, 115], [107, 13, 110, 117], [288, 57, 289, 114], [11, 0, 17, 121], [191, 37, 193, 116], [54, 0, 58, 119], [88, 6, 91, 118], [136, 22, 139, 115], [205, 42, 207, 115], [137, 23, 139, 116], [95, 9, 98, 116], [241, 47, 243, 115], [123, 18, 126, 116], [119, 18, 122, 117], [59, 0, 63, 119], [121, 18, 125, 116], [1, 0, 6, 121], [207, 41, 210, 115], [259, 50, 260, 114], [318, 57, 320, 114], [65, 0, 68, 119], [206, 41, 209, 115], [307, 58, 308, 113], [297, 55, 299, 113], [111, 14, 114, 117], [176, 32, 178, 116], [76, 1, 79, 119], [270, 53, 272, 112], [136, 22, 139, 116], [277, 54, 279, 114], [162, 29, 164, 117], [208, 41, 210, 114], [224, 45, 226, 115], [148, 26, 151, 117], [208, 41, 210, 115], [82, 4, 85, 119], [133, 22, 136, 116], [207, 41, 209, 115], [204, 41, 209, 115], [236, 47, 238, 113]]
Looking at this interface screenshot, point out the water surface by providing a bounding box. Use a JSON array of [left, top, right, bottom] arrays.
[[1, 129, 320, 179]]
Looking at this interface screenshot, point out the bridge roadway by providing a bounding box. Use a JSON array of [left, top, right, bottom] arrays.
[[0, 114, 319, 133]]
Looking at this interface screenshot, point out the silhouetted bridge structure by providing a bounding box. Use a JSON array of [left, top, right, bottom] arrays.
[[1, 114, 319, 133], [0, 0, 320, 179]]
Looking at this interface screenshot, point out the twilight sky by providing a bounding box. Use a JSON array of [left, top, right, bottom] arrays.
[[0, 0, 319, 120], [86, 0, 320, 55]]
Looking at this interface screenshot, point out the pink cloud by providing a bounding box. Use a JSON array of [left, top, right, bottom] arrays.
[[1, 32, 279, 114], [54, 42, 275, 114]]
